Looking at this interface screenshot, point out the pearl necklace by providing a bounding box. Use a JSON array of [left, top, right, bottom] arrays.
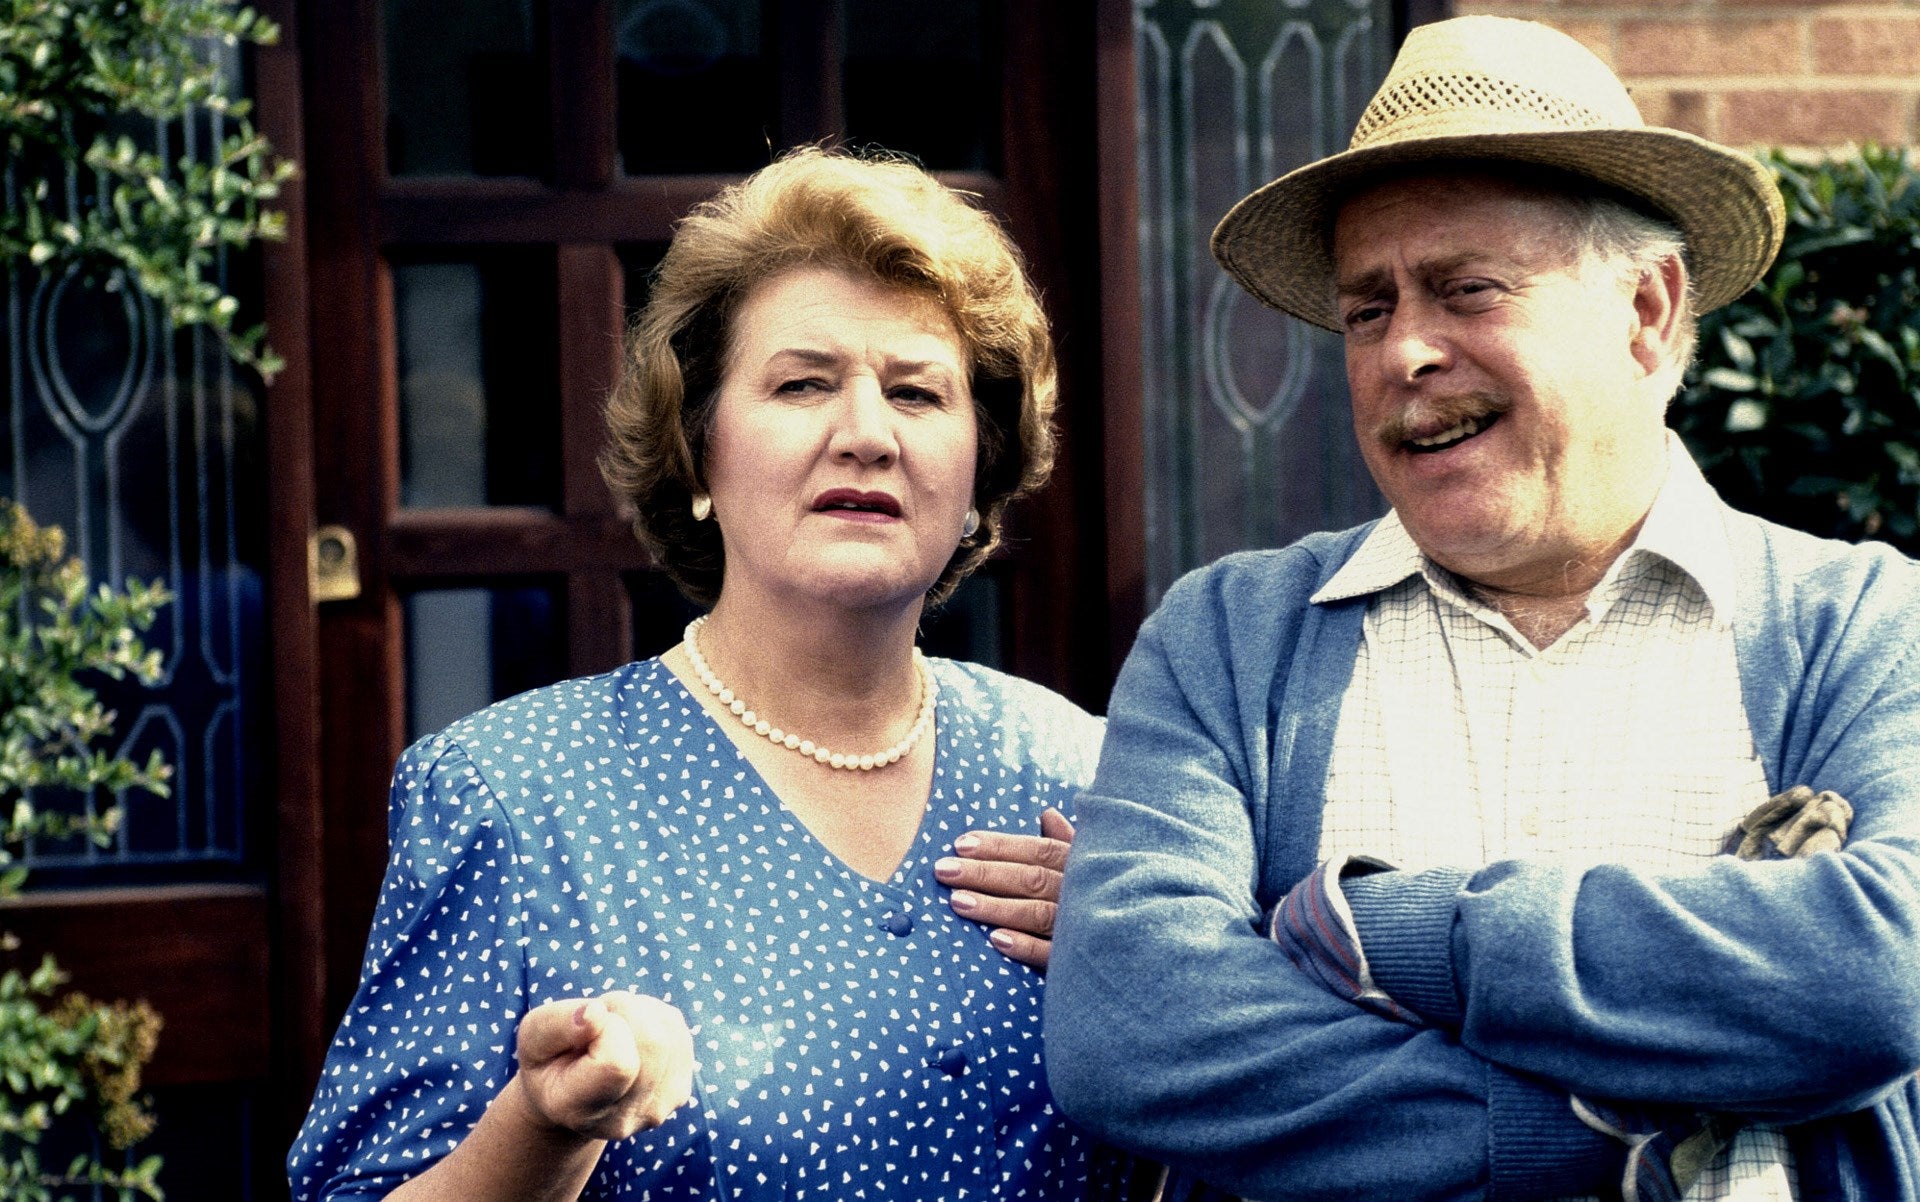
[[683, 617, 936, 771]]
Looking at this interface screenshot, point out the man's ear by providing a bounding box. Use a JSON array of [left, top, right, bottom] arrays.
[[1628, 253, 1687, 378]]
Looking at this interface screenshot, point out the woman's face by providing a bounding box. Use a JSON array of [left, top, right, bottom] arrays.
[[701, 264, 978, 618]]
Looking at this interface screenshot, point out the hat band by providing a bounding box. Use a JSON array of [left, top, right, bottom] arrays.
[[1350, 73, 1628, 151]]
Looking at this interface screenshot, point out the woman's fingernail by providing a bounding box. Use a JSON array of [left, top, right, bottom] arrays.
[[950, 890, 979, 914], [954, 833, 981, 854], [933, 856, 963, 879], [989, 929, 1015, 950]]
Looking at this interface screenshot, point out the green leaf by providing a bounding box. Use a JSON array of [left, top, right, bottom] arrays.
[[1719, 328, 1757, 371], [1726, 399, 1769, 433], [1701, 367, 1758, 393], [1855, 327, 1907, 381]]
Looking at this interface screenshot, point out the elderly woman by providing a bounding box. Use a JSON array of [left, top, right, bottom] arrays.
[[288, 147, 1101, 1202]]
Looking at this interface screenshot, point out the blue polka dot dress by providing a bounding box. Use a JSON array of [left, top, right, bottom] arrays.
[[288, 656, 1103, 1201]]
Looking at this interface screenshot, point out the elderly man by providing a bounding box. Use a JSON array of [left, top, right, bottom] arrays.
[[1047, 15, 1920, 1202]]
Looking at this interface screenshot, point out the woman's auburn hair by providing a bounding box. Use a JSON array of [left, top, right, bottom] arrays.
[[599, 145, 1059, 609]]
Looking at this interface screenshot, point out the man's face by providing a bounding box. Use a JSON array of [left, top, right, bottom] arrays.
[[1331, 171, 1673, 594]]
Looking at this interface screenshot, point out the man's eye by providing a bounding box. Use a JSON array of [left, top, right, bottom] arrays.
[[1443, 279, 1497, 302], [1344, 303, 1388, 330]]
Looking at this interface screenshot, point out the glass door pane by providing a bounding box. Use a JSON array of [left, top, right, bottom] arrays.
[[616, 0, 777, 173], [393, 250, 563, 510], [405, 582, 568, 740], [386, 0, 549, 175], [626, 568, 704, 661], [843, 0, 1001, 170]]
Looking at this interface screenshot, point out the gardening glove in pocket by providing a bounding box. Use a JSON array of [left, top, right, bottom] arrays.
[[1571, 1096, 1744, 1202], [1724, 785, 1852, 860], [1267, 857, 1418, 1024]]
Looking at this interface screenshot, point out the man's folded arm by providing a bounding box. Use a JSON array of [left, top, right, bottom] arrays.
[[1332, 633, 1920, 1121], [1046, 595, 1618, 1202], [1338, 839, 1920, 1121]]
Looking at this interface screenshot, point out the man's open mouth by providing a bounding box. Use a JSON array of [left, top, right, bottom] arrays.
[[1406, 412, 1499, 453]]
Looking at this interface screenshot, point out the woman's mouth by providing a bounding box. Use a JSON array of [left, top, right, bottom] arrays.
[[811, 489, 903, 518]]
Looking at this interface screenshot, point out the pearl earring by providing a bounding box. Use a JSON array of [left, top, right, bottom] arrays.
[[960, 508, 980, 539], [691, 493, 713, 522]]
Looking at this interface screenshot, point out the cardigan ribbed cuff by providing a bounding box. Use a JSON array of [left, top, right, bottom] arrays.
[[1340, 865, 1471, 1027], [1486, 1068, 1623, 1201]]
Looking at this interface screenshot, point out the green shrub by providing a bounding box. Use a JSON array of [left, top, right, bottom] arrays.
[[0, 500, 169, 1202], [1672, 145, 1920, 553], [0, 0, 291, 379], [0, 955, 162, 1202], [0, 500, 170, 889]]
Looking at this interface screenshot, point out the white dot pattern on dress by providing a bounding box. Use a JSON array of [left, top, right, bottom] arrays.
[[287, 657, 1103, 1201]]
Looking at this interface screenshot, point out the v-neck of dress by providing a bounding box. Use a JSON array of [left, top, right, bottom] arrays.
[[656, 656, 947, 890]]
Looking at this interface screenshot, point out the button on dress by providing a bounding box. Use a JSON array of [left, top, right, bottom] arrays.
[[289, 657, 1103, 1201]]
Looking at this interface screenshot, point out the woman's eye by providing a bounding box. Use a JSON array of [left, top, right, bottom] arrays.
[[776, 377, 826, 394], [891, 385, 943, 406]]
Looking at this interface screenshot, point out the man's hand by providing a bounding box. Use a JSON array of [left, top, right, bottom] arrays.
[[514, 992, 694, 1142], [935, 807, 1074, 969], [1268, 858, 1418, 1023], [1725, 785, 1853, 860]]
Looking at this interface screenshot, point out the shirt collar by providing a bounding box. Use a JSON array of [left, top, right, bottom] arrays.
[[1310, 433, 1736, 620], [1598, 433, 1738, 623], [1312, 510, 1427, 605]]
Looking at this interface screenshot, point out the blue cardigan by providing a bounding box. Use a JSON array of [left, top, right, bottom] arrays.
[[1047, 506, 1920, 1202]]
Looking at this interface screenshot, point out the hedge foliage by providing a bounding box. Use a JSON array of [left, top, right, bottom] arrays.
[[1672, 145, 1920, 554]]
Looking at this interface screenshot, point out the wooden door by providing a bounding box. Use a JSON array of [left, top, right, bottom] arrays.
[[292, 0, 1112, 1159]]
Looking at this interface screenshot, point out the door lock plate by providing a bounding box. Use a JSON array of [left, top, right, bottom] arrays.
[[309, 525, 361, 603]]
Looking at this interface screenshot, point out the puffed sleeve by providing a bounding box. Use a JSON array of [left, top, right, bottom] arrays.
[[288, 736, 528, 1201]]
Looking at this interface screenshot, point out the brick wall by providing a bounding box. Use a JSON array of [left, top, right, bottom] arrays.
[[1453, 1, 1920, 148]]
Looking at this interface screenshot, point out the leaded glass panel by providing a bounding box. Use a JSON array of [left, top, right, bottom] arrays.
[[2, 95, 266, 881], [1134, 0, 1392, 605]]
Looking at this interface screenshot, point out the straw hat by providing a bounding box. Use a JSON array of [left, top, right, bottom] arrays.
[[1211, 15, 1785, 333]]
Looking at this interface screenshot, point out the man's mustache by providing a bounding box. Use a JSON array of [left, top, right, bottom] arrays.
[[1373, 392, 1514, 449]]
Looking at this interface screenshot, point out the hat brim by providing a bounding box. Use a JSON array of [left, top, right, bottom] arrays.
[[1211, 127, 1786, 333]]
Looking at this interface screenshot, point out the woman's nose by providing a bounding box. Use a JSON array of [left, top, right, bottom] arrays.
[[828, 380, 899, 464]]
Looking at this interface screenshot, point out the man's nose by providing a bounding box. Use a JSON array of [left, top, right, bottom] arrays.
[[829, 380, 899, 464], [1381, 308, 1451, 385]]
